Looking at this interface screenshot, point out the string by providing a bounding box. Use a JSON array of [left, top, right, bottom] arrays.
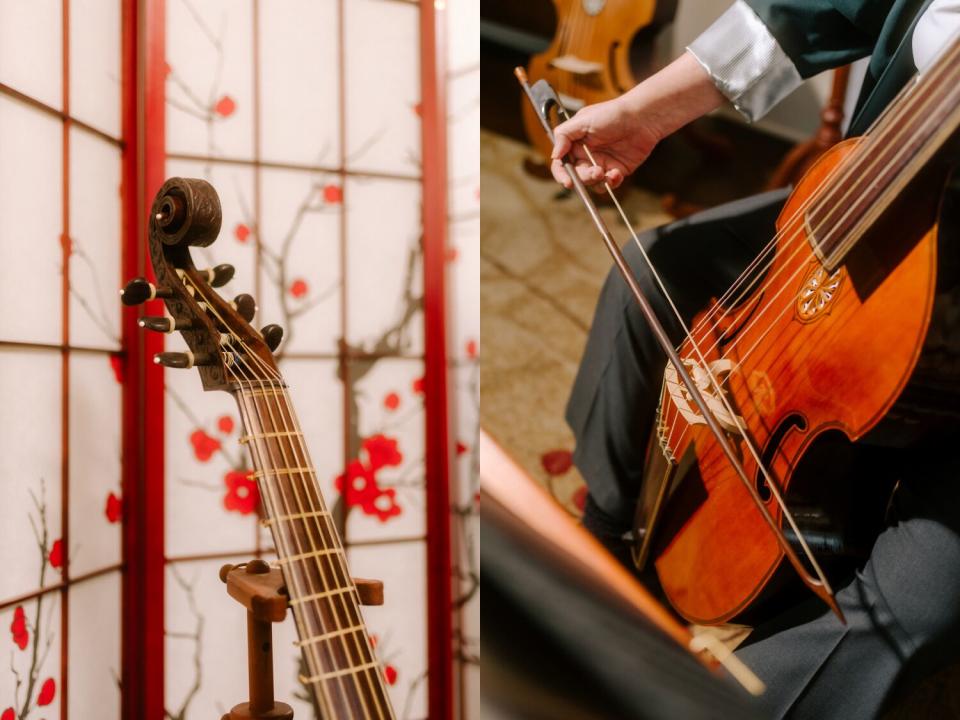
[[666, 87, 958, 454], [224, 358, 340, 717], [213, 334, 362, 717], [183, 275, 391, 718], [215, 312, 388, 718], [689, 38, 959, 346], [221, 329, 385, 719], [686, 64, 927, 336], [699, 53, 959, 367], [661, 39, 960, 454], [232, 345, 390, 717], [552, 44, 956, 590]]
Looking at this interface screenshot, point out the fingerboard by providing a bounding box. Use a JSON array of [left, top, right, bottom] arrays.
[[234, 383, 396, 720], [806, 35, 960, 269]]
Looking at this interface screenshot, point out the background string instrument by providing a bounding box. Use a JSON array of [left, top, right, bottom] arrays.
[[520, 0, 676, 164]]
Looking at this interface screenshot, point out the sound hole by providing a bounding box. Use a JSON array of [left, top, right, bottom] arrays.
[[756, 413, 807, 501]]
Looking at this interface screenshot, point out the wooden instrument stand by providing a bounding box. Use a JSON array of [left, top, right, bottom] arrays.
[[219, 559, 385, 720]]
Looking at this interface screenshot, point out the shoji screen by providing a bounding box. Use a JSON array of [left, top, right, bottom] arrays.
[[162, 1, 433, 716], [0, 1, 124, 718], [446, 0, 480, 717]]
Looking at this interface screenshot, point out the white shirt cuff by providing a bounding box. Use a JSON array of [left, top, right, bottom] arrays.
[[687, 0, 803, 122]]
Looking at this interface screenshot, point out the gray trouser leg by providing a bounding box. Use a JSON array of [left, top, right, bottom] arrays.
[[737, 470, 960, 719], [566, 188, 789, 524]]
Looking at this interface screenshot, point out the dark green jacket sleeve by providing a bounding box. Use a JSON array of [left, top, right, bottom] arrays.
[[745, 0, 900, 77]]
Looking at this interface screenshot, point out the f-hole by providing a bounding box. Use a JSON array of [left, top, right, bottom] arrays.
[[608, 42, 626, 93], [756, 413, 807, 501]]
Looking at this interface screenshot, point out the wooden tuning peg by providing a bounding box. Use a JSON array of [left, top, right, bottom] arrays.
[[201, 263, 235, 288], [153, 351, 212, 369], [120, 277, 170, 306], [232, 293, 257, 322], [261, 324, 283, 352], [138, 316, 174, 333]]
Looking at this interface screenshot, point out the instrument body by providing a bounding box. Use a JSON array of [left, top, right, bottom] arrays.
[[644, 139, 960, 623], [516, 29, 960, 626], [520, 0, 674, 160]]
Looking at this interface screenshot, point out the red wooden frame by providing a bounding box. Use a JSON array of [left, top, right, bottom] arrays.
[[60, 3, 72, 717], [121, 0, 166, 717], [420, 1, 454, 719]]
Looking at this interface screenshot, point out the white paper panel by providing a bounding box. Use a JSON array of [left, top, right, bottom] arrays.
[[69, 0, 121, 138], [448, 3, 481, 715], [0, 0, 62, 109], [446, 0, 480, 76], [258, 358, 343, 549], [165, 558, 251, 715], [462, 664, 480, 720], [452, 359, 480, 717], [449, 220, 479, 365], [348, 542, 427, 718], [0, 594, 62, 715], [258, 168, 341, 355], [164, 158, 257, 303], [346, 358, 425, 543], [447, 71, 480, 222], [0, 349, 63, 599], [164, 358, 259, 558], [166, 0, 254, 160], [257, 0, 339, 166], [69, 128, 122, 350], [0, 96, 63, 345], [345, 178, 423, 352], [68, 571, 121, 719], [68, 353, 122, 576], [345, 0, 420, 175], [161, 161, 259, 560]]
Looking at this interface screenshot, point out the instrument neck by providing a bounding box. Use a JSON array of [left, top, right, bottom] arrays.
[[234, 382, 395, 719], [810, 37, 960, 268]]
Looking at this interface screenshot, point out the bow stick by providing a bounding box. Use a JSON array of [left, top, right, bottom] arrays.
[[514, 67, 844, 624]]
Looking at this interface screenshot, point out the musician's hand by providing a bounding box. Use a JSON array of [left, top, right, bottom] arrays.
[[551, 97, 659, 190], [550, 51, 726, 191]]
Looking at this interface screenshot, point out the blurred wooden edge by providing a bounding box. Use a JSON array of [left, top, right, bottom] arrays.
[[479, 430, 766, 695], [479, 430, 702, 659]]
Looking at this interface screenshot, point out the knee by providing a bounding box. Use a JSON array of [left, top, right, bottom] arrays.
[[871, 518, 960, 651]]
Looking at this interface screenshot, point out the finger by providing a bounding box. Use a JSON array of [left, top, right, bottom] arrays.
[[575, 162, 604, 186], [605, 168, 624, 189], [551, 117, 588, 160], [551, 158, 572, 189]]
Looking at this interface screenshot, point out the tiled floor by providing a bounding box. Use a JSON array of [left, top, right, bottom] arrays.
[[480, 128, 671, 515]]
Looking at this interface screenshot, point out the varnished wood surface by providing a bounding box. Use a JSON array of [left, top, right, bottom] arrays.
[[650, 140, 942, 623], [479, 429, 703, 654], [235, 387, 395, 719], [520, 0, 662, 161]]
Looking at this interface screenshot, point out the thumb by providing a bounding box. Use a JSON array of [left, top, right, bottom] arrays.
[[551, 116, 588, 159]]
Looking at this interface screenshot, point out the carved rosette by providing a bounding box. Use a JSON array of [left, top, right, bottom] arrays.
[[796, 263, 844, 322]]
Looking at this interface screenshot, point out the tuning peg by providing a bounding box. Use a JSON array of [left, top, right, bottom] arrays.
[[154, 351, 194, 369], [153, 351, 214, 369], [138, 316, 174, 333], [201, 263, 235, 288], [262, 324, 284, 352], [232, 293, 257, 322], [120, 277, 170, 306]]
